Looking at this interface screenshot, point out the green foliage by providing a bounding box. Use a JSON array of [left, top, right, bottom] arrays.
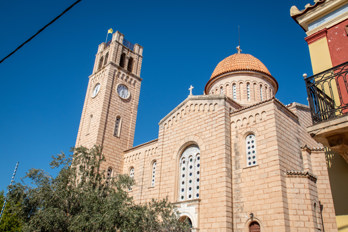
[[0, 191, 22, 232], [6, 146, 190, 232]]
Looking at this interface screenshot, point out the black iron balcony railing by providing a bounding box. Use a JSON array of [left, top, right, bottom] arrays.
[[305, 61, 348, 124]]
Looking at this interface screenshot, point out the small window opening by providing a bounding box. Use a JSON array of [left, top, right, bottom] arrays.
[[260, 85, 263, 101], [86, 114, 93, 135], [246, 134, 257, 167], [98, 56, 104, 70], [106, 167, 112, 184], [232, 84, 237, 100], [114, 116, 122, 137], [129, 167, 134, 191], [120, 53, 126, 68], [104, 52, 109, 65], [151, 161, 156, 187], [127, 57, 134, 72], [247, 83, 250, 101]]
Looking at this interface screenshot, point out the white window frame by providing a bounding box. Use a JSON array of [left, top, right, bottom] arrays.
[[151, 160, 156, 187], [129, 167, 134, 191], [232, 84, 237, 100], [179, 145, 200, 201], [246, 134, 257, 167], [247, 83, 250, 101], [260, 85, 263, 101]]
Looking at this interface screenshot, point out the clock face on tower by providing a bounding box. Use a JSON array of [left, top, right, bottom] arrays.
[[92, 83, 101, 98], [117, 84, 130, 99]]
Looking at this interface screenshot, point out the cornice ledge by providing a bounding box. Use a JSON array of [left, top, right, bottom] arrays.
[[158, 95, 226, 125], [124, 139, 158, 153], [286, 170, 318, 183]]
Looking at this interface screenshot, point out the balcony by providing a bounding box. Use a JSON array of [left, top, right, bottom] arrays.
[[305, 61, 348, 162]]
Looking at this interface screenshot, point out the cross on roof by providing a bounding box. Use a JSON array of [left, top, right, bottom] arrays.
[[189, 85, 194, 95], [236, 45, 242, 54]]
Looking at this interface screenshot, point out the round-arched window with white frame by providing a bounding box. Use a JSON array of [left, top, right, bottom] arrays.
[[151, 160, 156, 187], [246, 134, 257, 167], [178, 145, 200, 201]]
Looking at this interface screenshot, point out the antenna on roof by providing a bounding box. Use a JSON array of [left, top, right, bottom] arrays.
[[236, 25, 242, 54]]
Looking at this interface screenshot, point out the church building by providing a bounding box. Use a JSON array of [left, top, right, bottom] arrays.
[[75, 31, 338, 231]]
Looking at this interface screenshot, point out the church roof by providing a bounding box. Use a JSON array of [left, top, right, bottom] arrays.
[[210, 53, 271, 79]]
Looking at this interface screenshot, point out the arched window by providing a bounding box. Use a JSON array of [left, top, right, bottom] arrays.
[[246, 134, 257, 167], [179, 216, 193, 228], [151, 160, 156, 187], [179, 145, 200, 201], [265, 86, 268, 99], [249, 221, 260, 232], [129, 167, 134, 191], [114, 116, 122, 137], [232, 84, 237, 100], [98, 56, 104, 70], [106, 167, 113, 184], [127, 57, 133, 72], [86, 114, 93, 135], [260, 85, 263, 101], [120, 53, 126, 68], [247, 83, 250, 101], [104, 52, 109, 65]]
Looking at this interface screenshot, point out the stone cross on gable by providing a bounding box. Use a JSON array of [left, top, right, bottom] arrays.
[[189, 85, 194, 95]]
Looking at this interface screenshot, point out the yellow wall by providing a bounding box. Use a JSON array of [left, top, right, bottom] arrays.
[[308, 37, 333, 74], [337, 215, 348, 232], [327, 152, 348, 232], [308, 37, 342, 110]]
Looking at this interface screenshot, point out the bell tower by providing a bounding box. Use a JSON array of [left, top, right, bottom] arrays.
[[75, 31, 143, 174]]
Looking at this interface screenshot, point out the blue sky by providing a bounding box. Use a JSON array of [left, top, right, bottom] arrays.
[[0, 0, 313, 191]]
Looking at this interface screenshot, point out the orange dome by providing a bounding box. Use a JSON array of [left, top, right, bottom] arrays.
[[210, 53, 271, 79]]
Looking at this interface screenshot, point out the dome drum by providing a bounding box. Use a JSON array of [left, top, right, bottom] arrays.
[[205, 53, 278, 105], [206, 71, 276, 105]]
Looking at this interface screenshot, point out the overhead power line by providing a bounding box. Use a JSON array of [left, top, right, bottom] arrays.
[[0, 0, 82, 64]]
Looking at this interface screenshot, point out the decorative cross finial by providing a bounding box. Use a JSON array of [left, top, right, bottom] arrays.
[[189, 85, 194, 95], [236, 45, 242, 54]]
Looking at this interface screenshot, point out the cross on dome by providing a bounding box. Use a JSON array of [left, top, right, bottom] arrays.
[[236, 45, 242, 54]]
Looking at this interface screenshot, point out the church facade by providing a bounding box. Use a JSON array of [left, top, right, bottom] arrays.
[[75, 31, 338, 231]]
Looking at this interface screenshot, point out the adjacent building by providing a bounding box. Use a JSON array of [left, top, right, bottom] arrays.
[[291, 0, 348, 230]]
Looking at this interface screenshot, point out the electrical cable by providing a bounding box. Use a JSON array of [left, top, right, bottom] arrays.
[[0, 0, 82, 64]]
